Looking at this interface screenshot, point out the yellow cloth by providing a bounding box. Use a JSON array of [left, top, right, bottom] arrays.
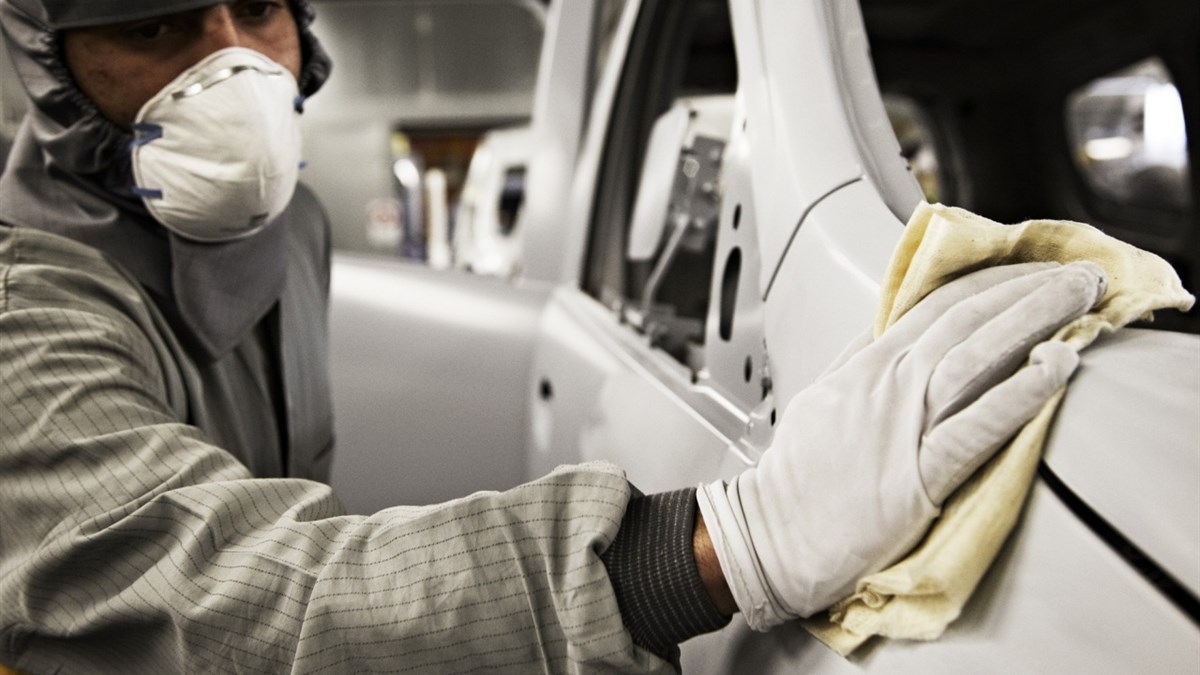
[[803, 202, 1195, 655]]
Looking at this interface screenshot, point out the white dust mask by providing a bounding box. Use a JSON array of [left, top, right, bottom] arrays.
[[130, 47, 304, 242]]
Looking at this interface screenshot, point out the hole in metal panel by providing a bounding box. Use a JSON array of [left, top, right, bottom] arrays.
[[719, 246, 742, 342]]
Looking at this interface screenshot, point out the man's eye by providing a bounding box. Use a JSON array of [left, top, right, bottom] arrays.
[[124, 20, 173, 41]]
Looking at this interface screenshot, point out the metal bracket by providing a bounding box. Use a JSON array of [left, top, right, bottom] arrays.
[[636, 135, 726, 329]]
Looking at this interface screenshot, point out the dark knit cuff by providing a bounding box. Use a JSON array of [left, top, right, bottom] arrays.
[[600, 487, 732, 659]]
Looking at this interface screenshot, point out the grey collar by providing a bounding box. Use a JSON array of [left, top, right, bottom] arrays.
[[0, 121, 288, 362]]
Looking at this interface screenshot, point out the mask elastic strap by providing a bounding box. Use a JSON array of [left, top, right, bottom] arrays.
[[132, 186, 164, 200], [294, 97, 309, 171], [129, 123, 165, 199], [129, 123, 163, 150]]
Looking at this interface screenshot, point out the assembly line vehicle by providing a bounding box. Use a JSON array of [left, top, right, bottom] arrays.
[[326, 0, 1199, 671]]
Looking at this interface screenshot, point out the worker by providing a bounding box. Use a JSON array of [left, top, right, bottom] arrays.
[[0, 0, 1105, 672]]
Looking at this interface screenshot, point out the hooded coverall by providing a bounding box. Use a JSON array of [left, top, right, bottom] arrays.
[[0, 1, 726, 671]]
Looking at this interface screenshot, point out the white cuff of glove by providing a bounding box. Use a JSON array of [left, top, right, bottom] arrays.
[[696, 479, 791, 631]]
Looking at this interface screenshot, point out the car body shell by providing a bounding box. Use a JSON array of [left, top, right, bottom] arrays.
[[325, 0, 1200, 671]]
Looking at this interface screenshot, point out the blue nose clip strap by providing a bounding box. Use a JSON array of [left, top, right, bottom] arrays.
[[129, 123, 163, 149], [129, 124, 165, 199]]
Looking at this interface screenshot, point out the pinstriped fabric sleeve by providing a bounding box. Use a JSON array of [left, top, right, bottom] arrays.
[[0, 262, 673, 673]]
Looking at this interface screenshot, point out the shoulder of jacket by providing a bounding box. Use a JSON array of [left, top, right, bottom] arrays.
[[0, 226, 154, 322]]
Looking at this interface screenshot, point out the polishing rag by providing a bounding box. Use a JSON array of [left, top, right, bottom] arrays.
[[802, 202, 1195, 654]]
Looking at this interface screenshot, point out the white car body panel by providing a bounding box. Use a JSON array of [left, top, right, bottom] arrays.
[[760, 180, 902, 408], [510, 286, 1200, 675], [551, 0, 642, 287], [452, 125, 531, 277], [518, 0, 609, 284], [680, 476, 1199, 674], [1042, 328, 1200, 599], [328, 256, 549, 512], [527, 286, 744, 489], [731, 1, 920, 297]]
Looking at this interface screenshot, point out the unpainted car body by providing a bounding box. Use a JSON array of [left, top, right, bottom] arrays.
[[452, 125, 532, 277], [326, 0, 1200, 671]]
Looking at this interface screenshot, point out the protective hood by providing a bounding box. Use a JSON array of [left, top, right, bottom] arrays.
[[8, 0, 252, 29], [0, 0, 332, 362]]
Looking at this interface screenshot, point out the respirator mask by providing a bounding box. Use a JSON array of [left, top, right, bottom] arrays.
[[130, 47, 304, 243]]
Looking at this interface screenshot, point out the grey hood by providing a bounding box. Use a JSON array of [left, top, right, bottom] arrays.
[[0, 0, 332, 361]]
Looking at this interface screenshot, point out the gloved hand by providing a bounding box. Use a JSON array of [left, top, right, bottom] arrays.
[[697, 261, 1107, 630]]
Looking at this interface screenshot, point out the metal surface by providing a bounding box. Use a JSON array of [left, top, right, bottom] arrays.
[[729, 1, 879, 297], [535, 0, 1200, 669], [327, 253, 550, 513], [679, 477, 1200, 674], [526, 286, 748, 488], [637, 134, 725, 309], [699, 90, 770, 419], [452, 125, 532, 277], [517, 0, 608, 284], [538, 0, 641, 287], [518, 248, 1200, 675], [761, 179, 900, 408], [1043, 327, 1200, 599], [322, 0, 1199, 670]]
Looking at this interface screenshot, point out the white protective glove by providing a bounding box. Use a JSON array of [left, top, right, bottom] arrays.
[[697, 261, 1107, 630]]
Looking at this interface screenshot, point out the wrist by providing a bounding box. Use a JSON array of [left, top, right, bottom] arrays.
[[601, 488, 732, 656], [693, 506, 738, 617], [696, 477, 797, 630]]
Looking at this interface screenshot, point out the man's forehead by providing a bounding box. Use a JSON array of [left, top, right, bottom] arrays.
[[7, 0, 223, 29]]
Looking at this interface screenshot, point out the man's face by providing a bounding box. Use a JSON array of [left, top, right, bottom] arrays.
[[61, 0, 303, 130]]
